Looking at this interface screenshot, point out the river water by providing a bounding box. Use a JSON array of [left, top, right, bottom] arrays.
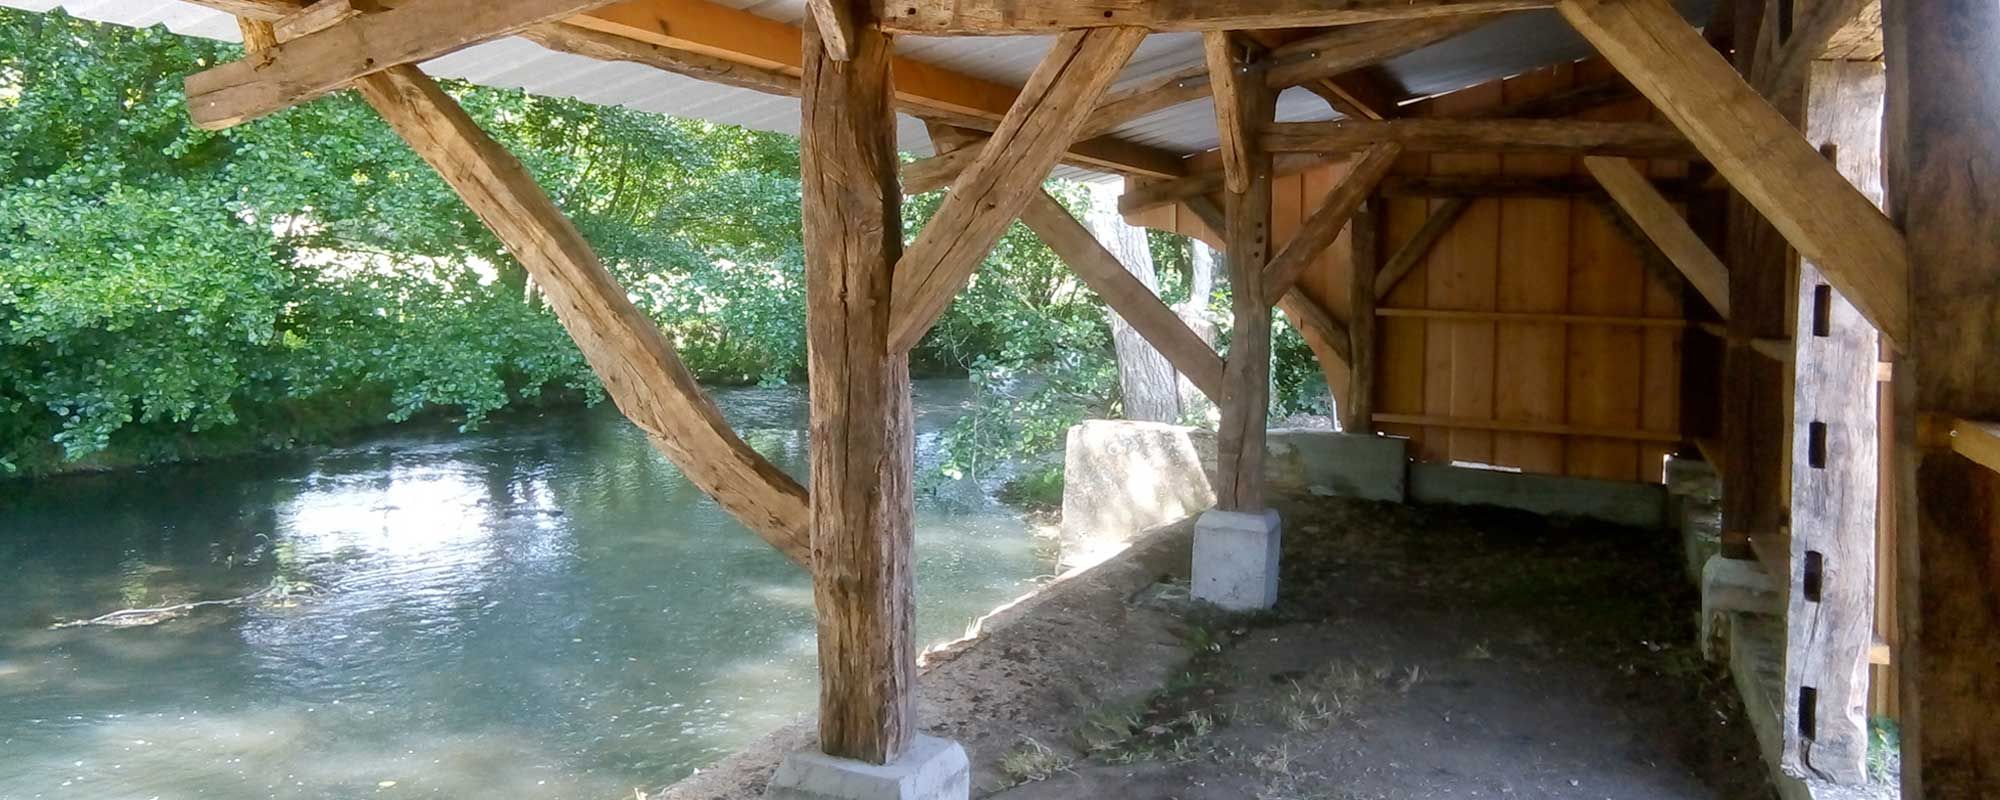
[[0, 381, 1049, 799]]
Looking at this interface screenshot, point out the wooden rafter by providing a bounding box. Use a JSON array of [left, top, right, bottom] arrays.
[[1583, 156, 1731, 317], [1019, 193, 1230, 402], [878, 0, 1545, 34], [899, 14, 1496, 193], [1261, 142, 1402, 300], [1373, 197, 1471, 301], [181, 0, 1182, 179], [888, 27, 1147, 354], [1557, 0, 1909, 344], [923, 124, 1228, 402], [187, 0, 621, 129], [350, 63, 812, 564], [1262, 118, 1697, 157]]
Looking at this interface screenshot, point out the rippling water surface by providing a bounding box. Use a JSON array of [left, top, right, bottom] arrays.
[[0, 381, 1047, 799]]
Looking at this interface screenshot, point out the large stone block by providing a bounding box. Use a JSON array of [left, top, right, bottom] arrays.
[[766, 736, 969, 800]]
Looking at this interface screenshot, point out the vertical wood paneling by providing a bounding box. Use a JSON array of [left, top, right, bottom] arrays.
[[1494, 64, 1575, 474]]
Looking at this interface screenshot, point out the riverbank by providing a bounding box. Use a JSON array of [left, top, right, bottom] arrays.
[[661, 491, 1774, 799]]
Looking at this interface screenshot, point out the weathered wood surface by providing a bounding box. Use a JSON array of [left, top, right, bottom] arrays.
[[1885, 1, 2000, 795], [1373, 197, 1470, 301], [1558, 0, 1909, 345], [1583, 156, 1730, 318], [1262, 118, 1696, 157], [878, 0, 1543, 34], [799, 6, 914, 764], [1346, 199, 1380, 433], [1019, 192, 1227, 403], [1215, 48, 1277, 513], [888, 27, 1145, 353], [1205, 32, 1255, 195], [1778, 59, 1886, 786], [188, 0, 619, 129], [1263, 143, 1401, 301], [351, 65, 811, 563], [1754, 0, 1874, 110]]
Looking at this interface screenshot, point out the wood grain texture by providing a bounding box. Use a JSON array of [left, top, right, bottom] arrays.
[[888, 27, 1144, 353], [799, 7, 914, 763], [1262, 143, 1401, 300], [1346, 200, 1380, 433], [1492, 64, 1573, 474], [1261, 118, 1696, 157], [1558, 0, 1909, 345], [1373, 198, 1470, 300], [1216, 61, 1278, 512], [351, 65, 811, 563], [1019, 192, 1227, 402], [188, 0, 618, 129], [1584, 156, 1730, 318], [1884, 0, 2000, 795], [878, 0, 1542, 34], [1205, 32, 1253, 195]]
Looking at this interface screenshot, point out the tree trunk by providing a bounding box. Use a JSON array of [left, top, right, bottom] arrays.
[[1178, 241, 1221, 422], [1086, 189, 1181, 423]]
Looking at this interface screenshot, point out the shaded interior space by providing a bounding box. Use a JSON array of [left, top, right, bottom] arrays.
[[663, 491, 1777, 799], [991, 494, 1775, 800]]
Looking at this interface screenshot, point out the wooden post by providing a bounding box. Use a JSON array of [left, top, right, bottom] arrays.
[[1782, 62, 1885, 785], [1884, 1, 2000, 795], [1211, 35, 1277, 511], [1345, 199, 1379, 434], [800, 0, 915, 764]]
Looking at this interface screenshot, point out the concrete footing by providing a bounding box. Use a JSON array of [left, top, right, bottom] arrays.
[[765, 736, 969, 800], [1191, 509, 1281, 610]]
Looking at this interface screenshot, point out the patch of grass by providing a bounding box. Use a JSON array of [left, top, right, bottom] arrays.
[[1868, 717, 1901, 784], [998, 736, 1072, 786], [998, 465, 1065, 511]]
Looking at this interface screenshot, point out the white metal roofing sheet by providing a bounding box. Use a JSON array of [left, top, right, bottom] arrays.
[[2, 0, 1713, 179]]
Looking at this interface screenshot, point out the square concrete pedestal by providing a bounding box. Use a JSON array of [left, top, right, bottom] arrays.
[[766, 735, 969, 800], [1191, 508, 1282, 611]]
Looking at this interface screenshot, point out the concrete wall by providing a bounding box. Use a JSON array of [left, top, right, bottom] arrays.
[[1060, 421, 1405, 565], [1061, 420, 1675, 566], [1408, 464, 1670, 530]]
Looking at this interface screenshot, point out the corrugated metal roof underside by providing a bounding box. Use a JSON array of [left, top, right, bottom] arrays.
[[3, 0, 1711, 182]]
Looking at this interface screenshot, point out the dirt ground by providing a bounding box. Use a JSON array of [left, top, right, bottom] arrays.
[[982, 495, 1774, 800], [658, 491, 1775, 799]]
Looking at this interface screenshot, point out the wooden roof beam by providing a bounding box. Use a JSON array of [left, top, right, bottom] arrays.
[[889, 27, 1147, 353], [1557, 0, 1908, 344], [879, 0, 1545, 34], [182, 0, 1184, 178], [1584, 155, 1731, 317], [1263, 118, 1698, 157], [186, 0, 622, 129]]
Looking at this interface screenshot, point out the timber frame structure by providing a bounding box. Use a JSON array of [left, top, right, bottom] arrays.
[[18, 0, 1993, 794]]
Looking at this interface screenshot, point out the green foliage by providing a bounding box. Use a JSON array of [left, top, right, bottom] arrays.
[[0, 9, 1335, 481]]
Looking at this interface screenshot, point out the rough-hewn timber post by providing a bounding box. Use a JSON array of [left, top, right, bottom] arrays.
[[1719, 0, 1795, 564], [1211, 34, 1277, 513], [796, 0, 916, 768], [1782, 60, 1885, 785], [1345, 199, 1380, 434], [1884, 1, 2000, 796], [1191, 32, 1284, 613]]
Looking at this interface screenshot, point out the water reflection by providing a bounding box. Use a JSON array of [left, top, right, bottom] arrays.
[[0, 381, 1045, 799]]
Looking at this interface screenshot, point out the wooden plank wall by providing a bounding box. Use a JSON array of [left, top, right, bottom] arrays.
[[1130, 60, 1688, 483]]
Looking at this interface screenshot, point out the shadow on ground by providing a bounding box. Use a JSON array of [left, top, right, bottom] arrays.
[[984, 494, 1773, 800]]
